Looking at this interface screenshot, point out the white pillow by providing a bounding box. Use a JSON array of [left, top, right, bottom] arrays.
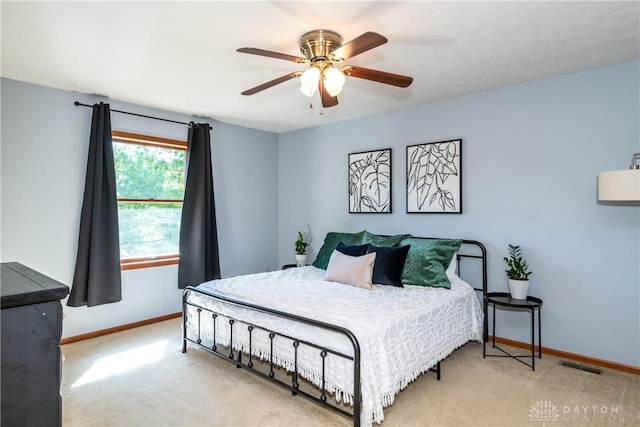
[[446, 252, 458, 279], [324, 250, 376, 290]]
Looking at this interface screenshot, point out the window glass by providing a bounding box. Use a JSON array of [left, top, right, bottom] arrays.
[[117, 201, 182, 258], [112, 131, 186, 264]]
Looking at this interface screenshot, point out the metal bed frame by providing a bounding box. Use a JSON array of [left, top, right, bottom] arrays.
[[182, 239, 487, 427]]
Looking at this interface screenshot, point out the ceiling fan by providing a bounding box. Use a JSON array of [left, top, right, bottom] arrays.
[[237, 29, 413, 108]]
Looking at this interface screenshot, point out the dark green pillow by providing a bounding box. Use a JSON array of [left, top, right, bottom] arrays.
[[312, 231, 365, 270], [400, 238, 462, 288], [361, 231, 412, 247]]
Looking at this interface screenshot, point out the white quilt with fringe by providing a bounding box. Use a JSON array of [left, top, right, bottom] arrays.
[[185, 266, 483, 426]]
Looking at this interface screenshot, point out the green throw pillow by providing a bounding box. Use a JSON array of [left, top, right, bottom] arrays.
[[361, 231, 412, 247], [400, 238, 462, 288], [312, 231, 365, 270]]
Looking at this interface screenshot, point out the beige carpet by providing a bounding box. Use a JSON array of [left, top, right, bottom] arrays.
[[61, 318, 639, 426]]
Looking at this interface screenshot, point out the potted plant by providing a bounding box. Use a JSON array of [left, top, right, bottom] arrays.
[[503, 244, 532, 299], [295, 231, 310, 266]]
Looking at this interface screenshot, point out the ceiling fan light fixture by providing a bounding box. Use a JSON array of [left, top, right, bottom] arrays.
[[323, 66, 346, 97], [237, 29, 413, 109], [299, 66, 320, 97]]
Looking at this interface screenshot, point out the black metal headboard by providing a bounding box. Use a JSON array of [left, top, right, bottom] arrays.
[[459, 239, 488, 342], [458, 239, 488, 296]]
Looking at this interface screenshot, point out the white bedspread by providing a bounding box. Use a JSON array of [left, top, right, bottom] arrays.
[[185, 266, 483, 426]]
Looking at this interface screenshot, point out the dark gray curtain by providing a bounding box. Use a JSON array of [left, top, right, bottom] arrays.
[[68, 102, 122, 307], [178, 122, 221, 289]]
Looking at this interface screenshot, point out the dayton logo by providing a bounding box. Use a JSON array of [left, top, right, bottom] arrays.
[[529, 400, 559, 425]]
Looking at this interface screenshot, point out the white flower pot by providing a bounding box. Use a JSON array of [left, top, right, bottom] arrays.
[[508, 279, 530, 299], [295, 254, 307, 267]]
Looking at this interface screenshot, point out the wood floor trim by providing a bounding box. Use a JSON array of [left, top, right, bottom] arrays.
[[490, 335, 639, 375], [60, 314, 638, 375], [60, 312, 182, 345]]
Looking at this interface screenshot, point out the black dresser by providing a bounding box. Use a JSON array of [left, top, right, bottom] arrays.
[[1, 262, 69, 427]]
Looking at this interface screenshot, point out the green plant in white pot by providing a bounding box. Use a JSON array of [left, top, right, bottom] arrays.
[[504, 244, 532, 299], [294, 231, 310, 267]]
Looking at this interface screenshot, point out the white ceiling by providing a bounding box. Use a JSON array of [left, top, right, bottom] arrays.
[[2, 1, 639, 133]]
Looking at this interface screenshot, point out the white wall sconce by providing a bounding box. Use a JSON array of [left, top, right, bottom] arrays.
[[597, 153, 640, 202]]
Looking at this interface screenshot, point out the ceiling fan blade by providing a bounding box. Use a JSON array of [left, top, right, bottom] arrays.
[[241, 72, 301, 96], [331, 32, 388, 61], [319, 80, 338, 108], [237, 47, 307, 63], [342, 66, 413, 88]]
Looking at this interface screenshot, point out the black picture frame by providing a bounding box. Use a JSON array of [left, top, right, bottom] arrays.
[[348, 148, 392, 213], [406, 139, 462, 214]]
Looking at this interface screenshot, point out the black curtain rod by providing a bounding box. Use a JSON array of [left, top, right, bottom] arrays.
[[74, 101, 212, 130]]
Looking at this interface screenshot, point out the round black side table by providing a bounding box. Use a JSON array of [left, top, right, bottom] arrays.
[[483, 292, 543, 371]]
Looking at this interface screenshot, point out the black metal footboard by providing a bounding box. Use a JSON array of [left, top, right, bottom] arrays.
[[182, 286, 362, 425]]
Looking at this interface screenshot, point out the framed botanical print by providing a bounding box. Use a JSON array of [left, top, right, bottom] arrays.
[[348, 148, 392, 213], [406, 139, 462, 213]]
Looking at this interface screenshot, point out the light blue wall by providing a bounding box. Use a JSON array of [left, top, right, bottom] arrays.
[[278, 61, 640, 367], [2, 61, 638, 366], [1, 78, 279, 338]]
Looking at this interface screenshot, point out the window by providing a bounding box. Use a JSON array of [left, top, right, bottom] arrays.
[[112, 131, 187, 270]]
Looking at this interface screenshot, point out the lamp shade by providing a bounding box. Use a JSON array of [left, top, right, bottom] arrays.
[[299, 66, 320, 97], [597, 169, 640, 201], [323, 66, 346, 97]]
